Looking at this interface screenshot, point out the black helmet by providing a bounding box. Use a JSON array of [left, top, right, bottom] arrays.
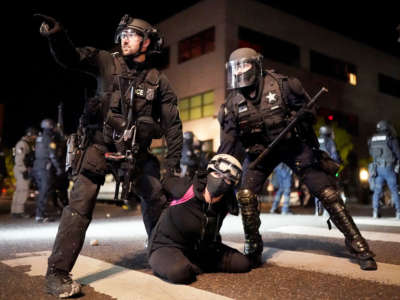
[[319, 125, 332, 137], [376, 120, 390, 132], [40, 118, 55, 130], [25, 127, 39, 137], [114, 14, 163, 56], [226, 48, 263, 90]]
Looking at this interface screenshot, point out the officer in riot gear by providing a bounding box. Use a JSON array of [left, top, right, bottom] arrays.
[[10, 127, 38, 218], [36, 13, 182, 298], [149, 154, 250, 283], [368, 120, 400, 219], [33, 119, 64, 222], [315, 125, 342, 216], [218, 48, 377, 271]]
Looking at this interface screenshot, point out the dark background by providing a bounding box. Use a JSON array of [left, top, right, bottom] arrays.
[[2, 3, 399, 147]]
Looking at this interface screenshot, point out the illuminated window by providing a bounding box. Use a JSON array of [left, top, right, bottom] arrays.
[[178, 91, 215, 121], [348, 73, 357, 86], [178, 27, 215, 63]]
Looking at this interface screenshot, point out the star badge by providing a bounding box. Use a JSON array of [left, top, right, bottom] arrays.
[[266, 92, 277, 103]]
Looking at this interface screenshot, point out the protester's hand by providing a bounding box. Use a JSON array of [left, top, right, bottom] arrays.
[[34, 14, 62, 37]]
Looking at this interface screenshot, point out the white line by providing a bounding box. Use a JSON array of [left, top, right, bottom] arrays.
[[2, 251, 232, 300], [266, 226, 400, 243], [225, 242, 400, 286], [353, 217, 400, 227]]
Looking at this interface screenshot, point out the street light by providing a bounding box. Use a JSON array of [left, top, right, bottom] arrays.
[[359, 168, 369, 182]]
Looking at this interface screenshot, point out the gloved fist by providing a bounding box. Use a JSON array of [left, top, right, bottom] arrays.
[[34, 14, 62, 37]]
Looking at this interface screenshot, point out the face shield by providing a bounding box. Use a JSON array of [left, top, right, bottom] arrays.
[[226, 56, 263, 90]]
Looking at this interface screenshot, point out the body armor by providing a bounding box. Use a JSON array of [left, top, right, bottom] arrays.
[[369, 134, 396, 167], [232, 70, 290, 150]]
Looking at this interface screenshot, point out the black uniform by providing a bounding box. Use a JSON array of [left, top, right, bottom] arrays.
[[54, 131, 69, 208], [148, 172, 250, 283], [33, 130, 64, 219], [45, 28, 182, 274], [218, 68, 376, 269]]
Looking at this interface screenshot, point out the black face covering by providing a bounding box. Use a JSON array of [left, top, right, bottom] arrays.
[[206, 173, 232, 198]]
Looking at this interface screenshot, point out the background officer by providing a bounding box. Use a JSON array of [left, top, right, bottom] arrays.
[[10, 127, 38, 218], [315, 125, 341, 216], [368, 120, 400, 219], [270, 163, 293, 214], [33, 119, 64, 222], [36, 13, 182, 298], [218, 47, 376, 271], [149, 154, 250, 283]]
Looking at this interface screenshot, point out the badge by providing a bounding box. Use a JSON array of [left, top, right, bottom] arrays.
[[266, 92, 277, 104]]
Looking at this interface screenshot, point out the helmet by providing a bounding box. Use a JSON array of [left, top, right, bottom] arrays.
[[319, 125, 332, 137], [25, 127, 39, 137], [376, 120, 389, 132], [207, 154, 242, 186], [40, 118, 55, 130], [114, 14, 163, 55], [226, 48, 263, 90]]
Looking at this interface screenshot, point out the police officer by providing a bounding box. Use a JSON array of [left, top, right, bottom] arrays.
[[218, 48, 377, 271], [10, 127, 38, 218], [33, 119, 64, 222], [270, 163, 292, 214], [53, 129, 69, 210], [149, 154, 250, 283], [315, 125, 341, 216], [368, 120, 400, 219], [36, 14, 182, 297], [180, 131, 199, 178]]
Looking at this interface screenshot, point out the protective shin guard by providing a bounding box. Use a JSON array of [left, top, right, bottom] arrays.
[[319, 187, 377, 271], [47, 206, 91, 273], [237, 189, 263, 266]]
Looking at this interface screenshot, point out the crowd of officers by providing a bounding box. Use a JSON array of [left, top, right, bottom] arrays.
[[3, 12, 397, 298]]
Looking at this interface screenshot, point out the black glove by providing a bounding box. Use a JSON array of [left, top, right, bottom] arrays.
[[34, 14, 62, 37], [298, 108, 317, 124], [22, 170, 30, 180]]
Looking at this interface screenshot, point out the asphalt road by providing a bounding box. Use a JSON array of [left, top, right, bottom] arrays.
[[1, 197, 399, 300]]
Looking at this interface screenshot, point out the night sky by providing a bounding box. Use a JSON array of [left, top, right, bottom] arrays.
[[2, 3, 399, 147]]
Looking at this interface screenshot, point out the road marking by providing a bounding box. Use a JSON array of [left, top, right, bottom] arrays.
[[266, 225, 400, 243], [225, 242, 400, 286], [353, 217, 400, 227], [2, 251, 232, 300]]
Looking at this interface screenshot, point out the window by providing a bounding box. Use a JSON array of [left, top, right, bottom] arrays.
[[178, 27, 215, 63], [378, 73, 400, 98], [151, 46, 170, 70], [310, 51, 357, 85], [238, 27, 300, 67], [178, 91, 215, 121]]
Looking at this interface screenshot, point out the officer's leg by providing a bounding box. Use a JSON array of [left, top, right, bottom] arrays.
[[238, 156, 276, 266], [35, 170, 52, 219], [149, 247, 200, 284], [135, 154, 166, 236], [287, 142, 376, 270], [270, 187, 282, 213], [385, 168, 400, 218], [46, 144, 106, 298], [281, 180, 292, 214], [372, 172, 384, 218], [11, 169, 30, 215]]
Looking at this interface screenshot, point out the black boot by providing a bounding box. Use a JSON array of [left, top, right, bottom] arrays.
[[45, 268, 81, 298], [319, 187, 377, 271], [237, 189, 263, 267]]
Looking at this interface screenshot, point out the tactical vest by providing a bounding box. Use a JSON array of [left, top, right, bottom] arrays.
[[104, 53, 161, 144], [233, 70, 290, 148], [34, 133, 53, 168], [369, 134, 396, 167], [318, 136, 328, 153]]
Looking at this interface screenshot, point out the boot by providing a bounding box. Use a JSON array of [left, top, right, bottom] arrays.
[[237, 189, 263, 267], [319, 187, 377, 271], [45, 268, 81, 298]]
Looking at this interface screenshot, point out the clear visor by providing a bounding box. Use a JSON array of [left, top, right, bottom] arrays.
[[226, 57, 262, 90], [115, 27, 144, 43]]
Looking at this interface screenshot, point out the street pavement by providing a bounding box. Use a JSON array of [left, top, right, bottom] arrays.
[[0, 197, 399, 300]]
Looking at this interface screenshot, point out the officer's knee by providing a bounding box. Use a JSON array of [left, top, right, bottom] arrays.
[[164, 262, 197, 284]]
